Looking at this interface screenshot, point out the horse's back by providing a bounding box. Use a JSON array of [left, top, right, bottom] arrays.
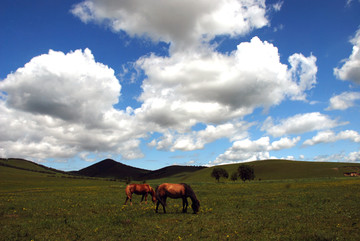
[[129, 183, 152, 194], [157, 183, 186, 197]]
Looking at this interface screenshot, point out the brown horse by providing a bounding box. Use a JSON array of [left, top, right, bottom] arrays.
[[124, 184, 156, 205], [155, 183, 200, 214]]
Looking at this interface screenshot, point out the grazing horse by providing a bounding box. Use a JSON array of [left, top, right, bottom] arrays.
[[155, 183, 200, 214], [124, 184, 156, 205]]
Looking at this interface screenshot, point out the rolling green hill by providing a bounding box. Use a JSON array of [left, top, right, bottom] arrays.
[[181, 159, 360, 182], [1, 158, 360, 183], [0, 158, 65, 175]]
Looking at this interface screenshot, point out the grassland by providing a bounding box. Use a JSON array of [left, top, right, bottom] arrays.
[[1, 160, 360, 240]]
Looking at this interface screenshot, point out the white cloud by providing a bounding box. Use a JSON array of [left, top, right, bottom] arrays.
[[211, 137, 270, 165], [151, 122, 251, 151], [326, 91, 360, 110], [135, 37, 317, 131], [346, 150, 360, 162], [313, 151, 360, 163], [287, 53, 317, 101], [71, 0, 269, 52], [262, 112, 344, 137], [210, 136, 300, 165], [0, 49, 147, 161], [0, 49, 120, 123], [271, 136, 301, 150], [303, 130, 360, 146], [271, 1, 283, 12], [334, 28, 360, 84]]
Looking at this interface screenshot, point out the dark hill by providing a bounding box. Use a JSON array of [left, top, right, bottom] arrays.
[[73, 159, 206, 181], [74, 159, 150, 180]]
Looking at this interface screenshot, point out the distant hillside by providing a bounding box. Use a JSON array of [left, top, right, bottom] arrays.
[[138, 165, 205, 180], [2, 158, 360, 183], [0, 158, 66, 175], [182, 159, 360, 182], [73, 159, 149, 180], [73, 159, 206, 181]]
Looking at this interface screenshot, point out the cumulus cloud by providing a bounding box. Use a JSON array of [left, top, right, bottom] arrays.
[[210, 136, 300, 165], [303, 130, 360, 146], [314, 151, 360, 163], [71, 0, 268, 52], [0, 49, 146, 161], [0, 49, 120, 124], [326, 91, 360, 110], [151, 122, 251, 151], [334, 28, 360, 84], [287, 53, 317, 100], [262, 112, 344, 137], [346, 150, 360, 162], [271, 136, 301, 150], [135, 37, 317, 131]]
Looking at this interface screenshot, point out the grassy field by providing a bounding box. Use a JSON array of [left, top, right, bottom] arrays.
[[1, 162, 360, 240]]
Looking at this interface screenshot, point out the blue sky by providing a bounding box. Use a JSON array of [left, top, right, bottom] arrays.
[[1, 0, 360, 171]]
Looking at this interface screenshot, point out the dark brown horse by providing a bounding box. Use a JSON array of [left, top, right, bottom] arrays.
[[124, 184, 156, 205], [155, 183, 200, 214]]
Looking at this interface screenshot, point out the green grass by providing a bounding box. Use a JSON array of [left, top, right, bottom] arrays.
[[1, 164, 360, 240]]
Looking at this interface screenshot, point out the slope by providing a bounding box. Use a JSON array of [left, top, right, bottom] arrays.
[[0, 158, 65, 175], [181, 159, 360, 182]]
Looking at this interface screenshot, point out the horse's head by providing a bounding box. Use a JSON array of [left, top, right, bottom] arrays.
[[192, 199, 200, 214], [150, 187, 157, 203]]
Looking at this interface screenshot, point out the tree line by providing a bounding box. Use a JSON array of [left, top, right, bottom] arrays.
[[211, 164, 255, 182]]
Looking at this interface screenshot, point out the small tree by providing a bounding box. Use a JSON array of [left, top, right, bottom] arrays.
[[211, 167, 229, 182], [230, 172, 238, 181], [238, 165, 255, 182]]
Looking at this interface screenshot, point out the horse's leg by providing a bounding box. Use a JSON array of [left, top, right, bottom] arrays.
[[125, 193, 132, 205], [163, 196, 167, 213], [182, 197, 188, 213], [156, 200, 160, 213], [144, 193, 148, 204], [156, 198, 166, 213], [140, 194, 145, 204]]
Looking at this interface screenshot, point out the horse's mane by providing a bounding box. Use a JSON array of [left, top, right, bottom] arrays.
[[181, 183, 198, 200], [180, 183, 192, 194], [181, 183, 200, 213]]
